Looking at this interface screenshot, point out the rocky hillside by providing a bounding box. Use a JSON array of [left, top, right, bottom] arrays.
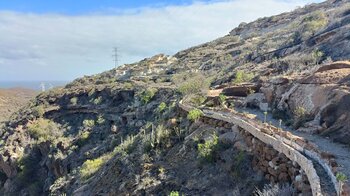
[[0, 0, 350, 195], [0, 88, 37, 123]]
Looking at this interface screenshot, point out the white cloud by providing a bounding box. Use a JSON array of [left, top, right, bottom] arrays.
[[0, 0, 320, 81]]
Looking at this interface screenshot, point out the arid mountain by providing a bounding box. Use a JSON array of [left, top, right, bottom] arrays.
[[0, 0, 350, 195], [0, 88, 37, 123]]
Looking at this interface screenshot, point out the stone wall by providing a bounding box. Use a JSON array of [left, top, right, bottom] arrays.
[[178, 101, 331, 196], [198, 115, 313, 195]]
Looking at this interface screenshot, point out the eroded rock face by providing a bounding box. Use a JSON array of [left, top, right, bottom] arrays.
[[261, 62, 350, 144]]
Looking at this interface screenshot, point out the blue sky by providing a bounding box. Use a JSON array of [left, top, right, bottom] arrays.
[[0, 0, 204, 14], [0, 0, 321, 82]]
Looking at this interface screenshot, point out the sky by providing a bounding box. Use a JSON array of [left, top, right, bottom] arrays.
[[0, 0, 322, 82]]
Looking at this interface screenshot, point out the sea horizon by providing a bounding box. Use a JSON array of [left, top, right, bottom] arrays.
[[0, 81, 70, 91]]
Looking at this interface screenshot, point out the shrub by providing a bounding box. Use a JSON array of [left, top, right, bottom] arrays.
[[92, 96, 102, 105], [219, 94, 226, 105], [197, 134, 219, 162], [76, 130, 90, 146], [187, 109, 203, 122], [336, 172, 348, 193], [169, 191, 180, 196], [254, 183, 295, 196], [303, 11, 328, 32], [155, 125, 171, 147], [175, 73, 210, 96], [80, 157, 105, 180], [96, 115, 105, 125], [140, 88, 157, 104], [293, 106, 311, 128], [232, 151, 245, 177], [190, 95, 206, 106], [158, 102, 167, 113], [123, 82, 133, 89], [336, 172, 348, 182], [32, 105, 45, 118], [70, 97, 78, 105], [232, 70, 254, 84], [298, 11, 328, 40], [83, 119, 95, 128], [311, 50, 324, 65], [115, 135, 138, 154], [27, 118, 61, 142]]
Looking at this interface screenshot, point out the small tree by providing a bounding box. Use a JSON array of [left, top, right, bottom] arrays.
[[336, 172, 347, 196]]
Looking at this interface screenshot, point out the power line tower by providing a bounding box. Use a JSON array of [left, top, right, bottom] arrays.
[[40, 82, 46, 92], [112, 47, 119, 69]]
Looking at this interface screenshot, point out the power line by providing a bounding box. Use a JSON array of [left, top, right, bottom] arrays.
[[112, 47, 119, 69]]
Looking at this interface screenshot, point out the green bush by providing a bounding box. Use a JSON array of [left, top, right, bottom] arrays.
[[302, 11, 328, 32], [232, 70, 254, 84], [169, 191, 180, 196], [96, 115, 105, 125], [76, 130, 90, 146], [187, 109, 203, 122], [158, 102, 167, 113], [312, 50, 324, 65], [92, 96, 102, 105], [298, 11, 328, 40], [198, 134, 219, 162], [219, 94, 226, 105], [190, 95, 206, 106], [83, 119, 95, 128], [140, 88, 157, 104], [113, 135, 138, 154], [70, 97, 78, 105], [175, 73, 210, 96], [80, 157, 105, 180], [336, 172, 347, 182], [27, 118, 61, 142], [123, 82, 133, 89], [32, 105, 45, 118]]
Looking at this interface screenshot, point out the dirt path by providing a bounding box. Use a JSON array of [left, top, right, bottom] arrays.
[[235, 107, 350, 186]]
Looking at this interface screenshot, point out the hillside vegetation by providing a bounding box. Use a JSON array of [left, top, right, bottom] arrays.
[[0, 0, 349, 195]]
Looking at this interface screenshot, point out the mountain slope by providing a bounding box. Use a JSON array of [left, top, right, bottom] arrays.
[[0, 0, 350, 195]]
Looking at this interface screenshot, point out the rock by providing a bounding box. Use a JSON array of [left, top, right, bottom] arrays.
[[244, 93, 266, 109], [0, 154, 17, 178], [278, 172, 289, 182], [233, 141, 249, 152], [222, 84, 259, 97], [315, 61, 350, 73], [219, 132, 238, 145], [271, 77, 289, 85], [259, 102, 269, 112], [110, 124, 118, 133], [260, 86, 274, 103]]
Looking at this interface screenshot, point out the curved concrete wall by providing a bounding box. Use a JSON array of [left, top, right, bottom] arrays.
[[178, 101, 337, 196]]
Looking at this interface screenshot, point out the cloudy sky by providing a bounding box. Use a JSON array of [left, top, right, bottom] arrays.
[[0, 0, 321, 82]]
